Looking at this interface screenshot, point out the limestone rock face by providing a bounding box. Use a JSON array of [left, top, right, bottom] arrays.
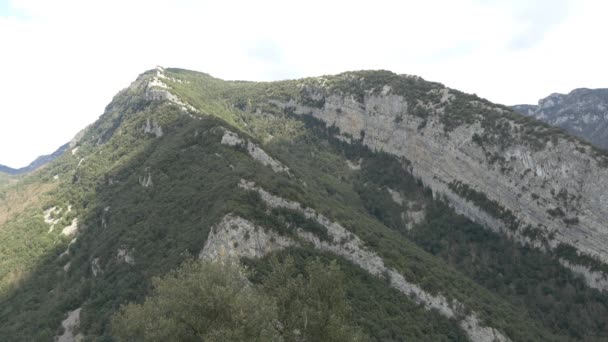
[[199, 214, 292, 262], [56, 308, 83, 342], [44, 206, 61, 232], [61, 219, 79, 236], [221, 130, 291, 174], [139, 171, 153, 188], [143, 118, 163, 138], [91, 258, 101, 277], [559, 260, 608, 291], [387, 187, 404, 205], [117, 247, 135, 265], [143, 67, 199, 113], [275, 82, 608, 288], [404, 201, 426, 230]]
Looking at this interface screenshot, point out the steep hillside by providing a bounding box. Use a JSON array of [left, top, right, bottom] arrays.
[[513, 88, 608, 150], [1, 67, 608, 341]]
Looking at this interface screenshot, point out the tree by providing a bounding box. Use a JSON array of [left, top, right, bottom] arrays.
[[112, 257, 367, 342], [111, 260, 281, 342], [261, 257, 368, 342]]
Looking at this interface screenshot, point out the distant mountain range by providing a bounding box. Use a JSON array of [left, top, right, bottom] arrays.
[[513, 88, 608, 150], [0, 143, 69, 175]]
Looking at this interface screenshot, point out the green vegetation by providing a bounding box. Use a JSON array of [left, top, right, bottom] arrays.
[[555, 243, 608, 274], [448, 180, 520, 232], [246, 248, 468, 342], [322, 70, 444, 105], [112, 260, 280, 342], [409, 205, 608, 341], [266, 115, 566, 341], [256, 256, 367, 342], [293, 112, 608, 341], [1, 67, 607, 342], [113, 256, 372, 342]]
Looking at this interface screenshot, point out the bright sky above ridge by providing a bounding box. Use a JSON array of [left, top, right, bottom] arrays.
[[1, 0, 607, 168]]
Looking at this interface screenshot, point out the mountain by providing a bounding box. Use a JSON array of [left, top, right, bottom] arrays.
[[1, 67, 608, 341], [0, 143, 70, 175], [513, 88, 608, 150]]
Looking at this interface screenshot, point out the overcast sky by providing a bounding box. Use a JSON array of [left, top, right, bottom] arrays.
[[1, 0, 607, 168]]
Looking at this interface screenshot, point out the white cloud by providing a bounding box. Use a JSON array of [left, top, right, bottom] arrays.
[[0, 0, 607, 167]]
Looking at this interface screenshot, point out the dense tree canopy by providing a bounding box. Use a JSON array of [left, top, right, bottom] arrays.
[[111, 260, 279, 342], [112, 258, 367, 342]]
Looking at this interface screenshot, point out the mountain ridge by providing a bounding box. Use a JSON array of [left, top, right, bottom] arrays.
[[513, 88, 608, 150], [163, 66, 608, 272], [1, 66, 608, 341], [0, 143, 70, 175]]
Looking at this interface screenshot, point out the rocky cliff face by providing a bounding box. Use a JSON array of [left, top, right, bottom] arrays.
[[272, 74, 608, 288], [513, 88, 608, 150]]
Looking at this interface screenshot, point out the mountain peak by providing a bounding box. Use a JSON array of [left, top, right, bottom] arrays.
[[3, 67, 608, 341], [513, 87, 608, 149], [0, 143, 69, 175]]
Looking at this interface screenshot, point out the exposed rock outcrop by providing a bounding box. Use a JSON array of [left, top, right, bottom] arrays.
[[275, 82, 608, 289], [56, 308, 83, 342], [61, 218, 79, 236], [91, 258, 101, 277], [143, 67, 199, 113], [238, 179, 510, 342], [139, 171, 153, 188], [346, 158, 362, 170], [404, 201, 426, 230], [44, 206, 61, 232], [387, 188, 404, 205], [143, 118, 163, 138], [221, 130, 291, 174], [559, 260, 608, 292], [117, 248, 135, 265], [199, 214, 292, 262], [59, 238, 77, 258]]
